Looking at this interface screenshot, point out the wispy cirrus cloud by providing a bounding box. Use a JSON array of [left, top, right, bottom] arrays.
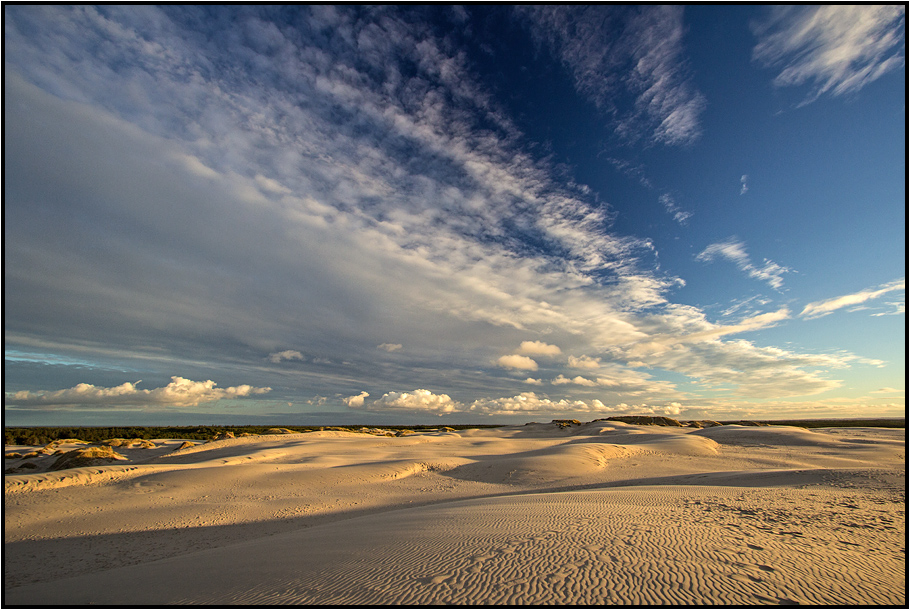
[[800, 279, 905, 319], [518, 5, 705, 146], [696, 238, 792, 290], [752, 5, 905, 105], [659, 194, 692, 224]]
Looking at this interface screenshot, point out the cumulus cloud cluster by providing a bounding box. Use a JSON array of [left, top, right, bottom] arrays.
[[346, 390, 458, 415], [5, 377, 271, 409], [343, 389, 687, 419]]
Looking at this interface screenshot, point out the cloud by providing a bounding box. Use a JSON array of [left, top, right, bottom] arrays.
[[752, 5, 905, 105], [517, 341, 562, 356], [552, 375, 597, 387], [342, 391, 370, 408], [518, 5, 705, 145], [464, 392, 686, 418], [871, 387, 902, 395], [269, 350, 305, 363], [624, 336, 848, 399], [870, 302, 905, 317], [362, 389, 460, 414], [567, 355, 601, 369], [377, 343, 403, 352], [740, 175, 749, 195], [5, 377, 271, 409], [468, 392, 608, 416], [696, 238, 792, 290], [800, 279, 905, 319], [658, 194, 692, 224], [496, 354, 540, 371]]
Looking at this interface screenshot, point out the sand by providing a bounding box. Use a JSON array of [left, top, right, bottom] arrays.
[[4, 421, 905, 605]]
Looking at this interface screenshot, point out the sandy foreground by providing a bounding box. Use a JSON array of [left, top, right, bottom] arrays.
[[4, 421, 906, 606]]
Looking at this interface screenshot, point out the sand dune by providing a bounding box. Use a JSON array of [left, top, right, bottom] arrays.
[[4, 422, 905, 605]]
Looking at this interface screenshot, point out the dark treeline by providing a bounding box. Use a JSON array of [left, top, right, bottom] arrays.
[[3, 424, 504, 446], [4, 420, 903, 446], [719, 419, 905, 429]]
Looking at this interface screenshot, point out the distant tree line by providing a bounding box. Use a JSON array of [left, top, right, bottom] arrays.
[[719, 419, 905, 429], [3, 424, 505, 446], [4, 420, 901, 446]]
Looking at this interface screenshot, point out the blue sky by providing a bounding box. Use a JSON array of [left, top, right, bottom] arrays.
[[4, 5, 905, 425]]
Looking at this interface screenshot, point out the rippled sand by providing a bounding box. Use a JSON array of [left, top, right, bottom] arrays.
[[4, 422, 905, 605]]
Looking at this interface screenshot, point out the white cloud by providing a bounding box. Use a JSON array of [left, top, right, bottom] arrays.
[[752, 5, 905, 105], [697, 238, 792, 290], [496, 354, 539, 371], [800, 279, 905, 319], [367, 389, 460, 414], [870, 302, 905, 317], [740, 175, 749, 195], [568, 355, 601, 369], [5, 377, 271, 409], [468, 392, 609, 416], [269, 350, 305, 363], [342, 391, 370, 408], [658, 194, 692, 224], [377, 343, 403, 352], [552, 374, 597, 387], [517, 341, 562, 356], [523, 378, 543, 385], [871, 387, 902, 395]]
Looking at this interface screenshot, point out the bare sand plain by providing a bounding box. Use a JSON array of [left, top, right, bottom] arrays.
[[4, 420, 906, 606]]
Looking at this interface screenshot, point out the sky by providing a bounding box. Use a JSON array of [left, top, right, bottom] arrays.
[[4, 5, 906, 426]]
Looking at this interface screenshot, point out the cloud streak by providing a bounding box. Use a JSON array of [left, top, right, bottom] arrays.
[[697, 238, 792, 290], [518, 5, 705, 145], [800, 279, 905, 319], [752, 5, 905, 105]]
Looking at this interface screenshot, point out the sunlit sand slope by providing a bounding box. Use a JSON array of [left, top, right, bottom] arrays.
[[5, 423, 905, 605]]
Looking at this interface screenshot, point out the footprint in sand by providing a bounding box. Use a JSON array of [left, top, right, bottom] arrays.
[[419, 574, 452, 585]]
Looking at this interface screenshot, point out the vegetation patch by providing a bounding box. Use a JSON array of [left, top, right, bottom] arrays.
[[48, 446, 128, 471]]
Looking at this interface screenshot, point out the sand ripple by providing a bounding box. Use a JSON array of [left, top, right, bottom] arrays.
[[6, 485, 903, 606]]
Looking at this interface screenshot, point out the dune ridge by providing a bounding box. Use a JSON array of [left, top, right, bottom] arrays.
[[4, 421, 905, 605]]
